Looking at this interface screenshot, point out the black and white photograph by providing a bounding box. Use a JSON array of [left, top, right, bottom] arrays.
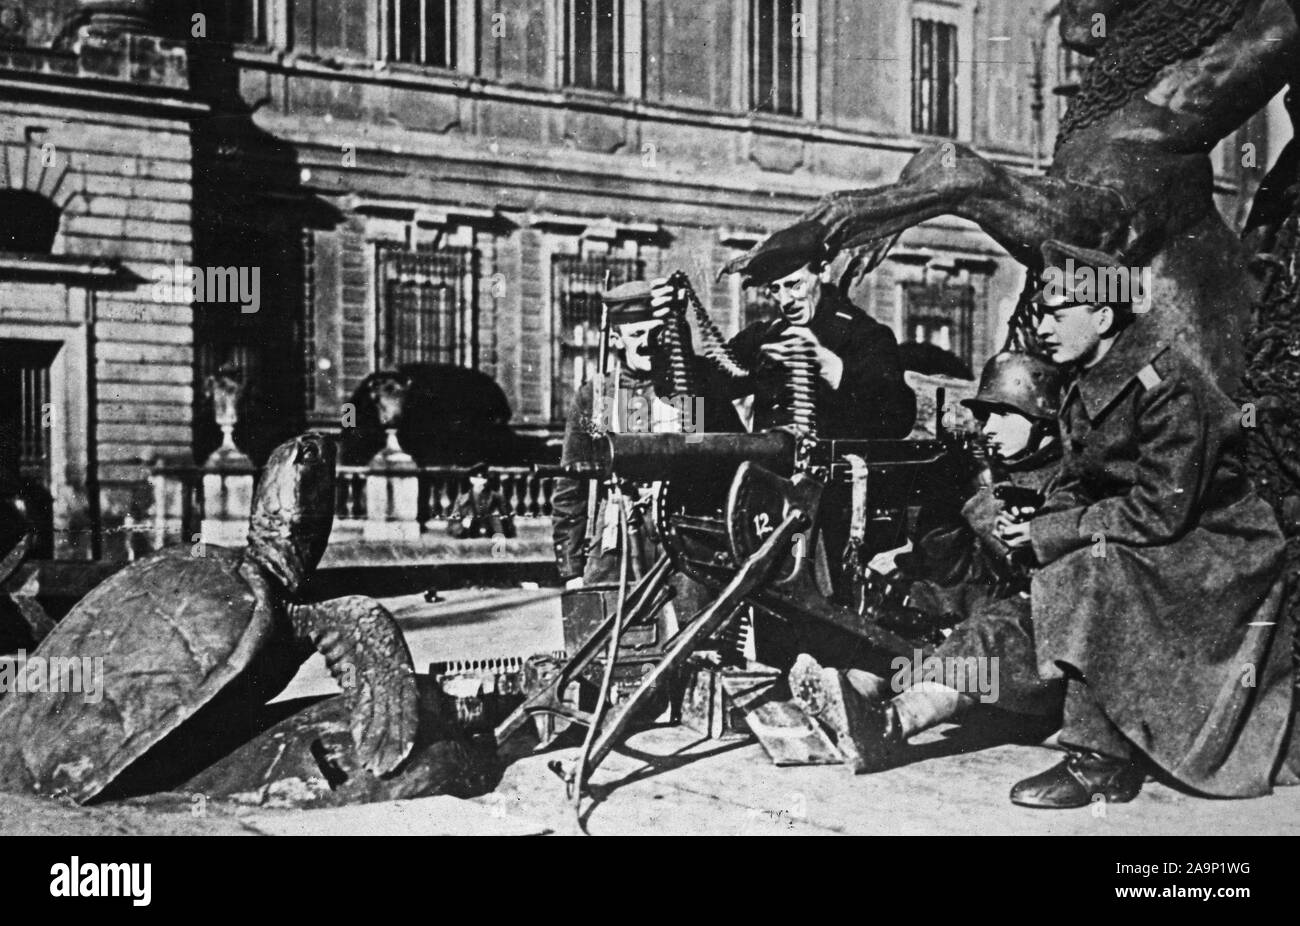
[[0, 0, 1297, 855]]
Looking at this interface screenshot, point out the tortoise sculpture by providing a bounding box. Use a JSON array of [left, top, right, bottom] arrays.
[[0, 432, 420, 803]]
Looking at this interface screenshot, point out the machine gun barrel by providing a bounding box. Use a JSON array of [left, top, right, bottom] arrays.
[[534, 431, 796, 481], [603, 430, 795, 481], [532, 462, 606, 479]]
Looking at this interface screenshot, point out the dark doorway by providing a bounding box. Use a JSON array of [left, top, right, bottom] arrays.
[[0, 339, 60, 558]]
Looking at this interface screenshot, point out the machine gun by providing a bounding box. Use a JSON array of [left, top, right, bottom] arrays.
[[501, 273, 977, 808]]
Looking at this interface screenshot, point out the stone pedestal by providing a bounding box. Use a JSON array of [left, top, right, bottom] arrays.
[[364, 430, 420, 542], [201, 428, 255, 548]]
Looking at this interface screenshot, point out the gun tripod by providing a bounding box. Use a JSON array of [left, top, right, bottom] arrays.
[[496, 445, 937, 823], [493, 505, 808, 816]]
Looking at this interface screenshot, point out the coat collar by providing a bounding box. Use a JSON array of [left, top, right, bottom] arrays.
[[1001, 435, 1062, 474], [814, 287, 863, 326], [601, 365, 653, 390], [762, 288, 862, 337], [1066, 317, 1170, 419]]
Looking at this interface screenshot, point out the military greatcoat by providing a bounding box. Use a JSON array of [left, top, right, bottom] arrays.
[[1029, 318, 1297, 796]]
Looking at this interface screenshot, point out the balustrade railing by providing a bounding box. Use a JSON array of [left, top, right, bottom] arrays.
[[153, 461, 556, 549]]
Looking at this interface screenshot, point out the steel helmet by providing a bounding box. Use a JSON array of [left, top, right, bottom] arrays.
[[961, 352, 1064, 421]]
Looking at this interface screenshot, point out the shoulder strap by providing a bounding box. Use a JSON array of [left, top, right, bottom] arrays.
[[1136, 363, 1161, 390], [842, 453, 870, 542]]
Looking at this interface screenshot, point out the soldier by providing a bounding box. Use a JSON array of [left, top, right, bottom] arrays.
[[551, 280, 737, 588], [993, 241, 1299, 808], [881, 351, 1066, 626], [447, 462, 515, 539], [791, 351, 1067, 771], [719, 220, 916, 439]]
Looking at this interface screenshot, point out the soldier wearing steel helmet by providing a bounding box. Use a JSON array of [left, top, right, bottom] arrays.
[[871, 349, 1066, 620], [786, 349, 1068, 773]]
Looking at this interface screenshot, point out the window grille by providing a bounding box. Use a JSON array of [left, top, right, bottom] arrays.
[[551, 253, 643, 421], [912, 18, 958, 137]]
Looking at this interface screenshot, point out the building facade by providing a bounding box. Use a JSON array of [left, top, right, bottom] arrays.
[[0, 0, 1278, 561], [0, 3, 200, 560]]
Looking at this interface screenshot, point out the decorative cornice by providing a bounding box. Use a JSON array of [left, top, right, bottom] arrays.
[[0, 71, 205, 118], [233, 48, 1039, 165]]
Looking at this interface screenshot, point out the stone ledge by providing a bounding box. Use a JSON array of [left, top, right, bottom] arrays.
[[0, 31, 187, 91]]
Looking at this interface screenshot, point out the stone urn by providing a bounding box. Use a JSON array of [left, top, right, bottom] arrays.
[[203, 371, 252, 470], [76, 0, 157, 33], [200, 369, 255, 548]]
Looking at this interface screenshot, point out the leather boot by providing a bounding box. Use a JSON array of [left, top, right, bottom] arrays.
[[1010, 749, 1143, 809], [789, 654, 900, 773]]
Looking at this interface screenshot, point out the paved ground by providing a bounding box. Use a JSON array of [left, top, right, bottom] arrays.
[[486, 723, 1300, 836], [2, 586, 1297, 835]]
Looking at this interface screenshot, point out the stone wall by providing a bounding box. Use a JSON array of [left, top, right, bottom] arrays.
[[0, 29, 201, 559]]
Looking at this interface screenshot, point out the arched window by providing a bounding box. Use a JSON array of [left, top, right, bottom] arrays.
[[0, 190, 60, 254]]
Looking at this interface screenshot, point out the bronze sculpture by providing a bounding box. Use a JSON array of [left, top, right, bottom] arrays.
[[729, 0, 1299, 390], [0, 434, 420, 803]]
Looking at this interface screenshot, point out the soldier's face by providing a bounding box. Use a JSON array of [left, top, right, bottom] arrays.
[[1035, 302, 1111, 366], [982, 409, 1035, 460], [767, 265, 820, 326], [469, 476, 487, 492], [610, 319, 663, 373]]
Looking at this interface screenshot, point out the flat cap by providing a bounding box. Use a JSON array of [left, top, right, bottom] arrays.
[[602, 279, 657, 324], [721, 219, 829, 288], [602, 279, 653, 305]]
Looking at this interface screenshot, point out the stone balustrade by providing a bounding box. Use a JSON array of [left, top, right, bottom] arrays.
[[151, 460, 557, 552]]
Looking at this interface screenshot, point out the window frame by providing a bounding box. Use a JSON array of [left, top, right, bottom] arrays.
[[903, 0, 974, 142], [556, 0, 644, 96], [374, 240, 481, 371], [379, 0, 457, 69], [547, 246, 645, 423], [911, 17, 958, 137], [375, 0, 478, 75], [900, 278, 977, 368], [735, 0, 818, 120]]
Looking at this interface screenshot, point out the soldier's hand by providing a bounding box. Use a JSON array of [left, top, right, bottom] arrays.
[[564, 576, 584, 590], [650, 277, 682, 319], [995, 513, 1032, 549], [759, 332, 804, 362], [764, 327, 844, 389]]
